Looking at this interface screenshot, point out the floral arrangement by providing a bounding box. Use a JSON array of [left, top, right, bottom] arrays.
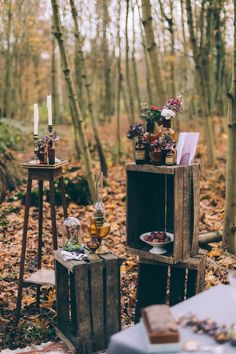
[[140, 96, 183, 125], [140, 103, 162, 123], [126, 96, 182, 165], [127, 122, 145, 139]]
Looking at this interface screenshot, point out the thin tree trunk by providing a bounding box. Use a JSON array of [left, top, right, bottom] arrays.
[[141, 0, 165, 104], [121, 77, 131, 123], [51, 0, 96, 200], [185, 0, 215, 165], [52, 24, 59, 124], [125, 0, 135, 124], [223, 0, 236, 253], [137, 0, 153, 103], [214, 0, 225, 116], [56, 48, 64, 118], [131, 2, 141, 110], [3, 0, 12, 118], [180, 0, 189, 129], [158, 0, 175, 98], [101, 0, 112, 120], [116, 0, 122, 163], [70, 0, 108, 177]]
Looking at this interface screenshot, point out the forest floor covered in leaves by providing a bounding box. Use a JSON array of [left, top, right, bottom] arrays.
[[0, 117, 236, 351]]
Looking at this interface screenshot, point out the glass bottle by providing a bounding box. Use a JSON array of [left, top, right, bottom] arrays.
[[160, 119, 176, 140], [149, 144, 162, 165], [135, 136, 146, 164], [165, 148, 176, 165]]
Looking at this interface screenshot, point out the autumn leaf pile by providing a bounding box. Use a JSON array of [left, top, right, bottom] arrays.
[[0, 120, 235, 351]]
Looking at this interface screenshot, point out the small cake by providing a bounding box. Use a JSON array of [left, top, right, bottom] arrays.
[[142, 304, 180, 344]]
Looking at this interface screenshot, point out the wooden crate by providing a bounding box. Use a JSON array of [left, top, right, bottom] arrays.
[[135, 251, 207, 322], [54, 251, 121, 354], [126, 163, 200, 264]]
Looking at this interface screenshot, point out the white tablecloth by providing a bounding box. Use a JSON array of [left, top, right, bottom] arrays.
[[107, 284, 236, 354]]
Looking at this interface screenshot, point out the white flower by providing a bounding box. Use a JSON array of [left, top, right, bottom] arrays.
[[161, 108, 175, 120]]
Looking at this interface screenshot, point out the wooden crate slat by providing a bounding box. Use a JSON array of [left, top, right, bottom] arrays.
[[173, 166, 184, 262], [55, 261, 70, 332], [126, 163, 175, 174], [101, 254, 121, 342], [54, 250, 82, 272], [69, 272, 77, 335], [135, 262, 168, 323], [126, 246, 175, 264], [195, 253, 207, 293], [74, 263, 92, 351], [182, 166, 192, 258], [89, 260, 105, 352], [191, 164, 200, 255], [169, 267, 186, 306], [166, 175, 174, 233]]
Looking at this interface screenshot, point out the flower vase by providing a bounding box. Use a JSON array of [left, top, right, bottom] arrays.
[[149, 146, 162, 165], [145, 121, 155, 164]]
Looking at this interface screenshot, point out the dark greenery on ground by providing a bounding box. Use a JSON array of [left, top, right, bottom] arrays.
[[14, 175, 92, 207], [0, 119, 28, 201], [0, 119, 28, 152]]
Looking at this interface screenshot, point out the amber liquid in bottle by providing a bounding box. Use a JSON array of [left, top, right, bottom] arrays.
[[135, 137, 146, 165]]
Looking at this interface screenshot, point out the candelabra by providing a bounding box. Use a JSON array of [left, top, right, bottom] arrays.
[[48, 124, 60, 163], [30, 134, 39, 164]]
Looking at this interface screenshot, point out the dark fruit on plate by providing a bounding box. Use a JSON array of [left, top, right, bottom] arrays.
[[144, 232, 170, 243]]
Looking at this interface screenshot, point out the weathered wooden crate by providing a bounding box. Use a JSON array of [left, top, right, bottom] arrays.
[[135, 251, 207, 322], [54, 251, 121, 354], [126, 163, 200, 264]]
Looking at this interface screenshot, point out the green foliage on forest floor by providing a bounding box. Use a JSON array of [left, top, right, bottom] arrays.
[[0, 119, 30, 153]]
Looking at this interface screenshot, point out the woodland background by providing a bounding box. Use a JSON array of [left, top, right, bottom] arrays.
[[0, 0, 236, 351]]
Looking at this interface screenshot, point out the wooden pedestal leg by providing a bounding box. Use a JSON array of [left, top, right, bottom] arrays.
[[16, 178, 32, 323], [58, 176, 68, 218], [49, 177, 58, 250], [36, 180, 44, 308]]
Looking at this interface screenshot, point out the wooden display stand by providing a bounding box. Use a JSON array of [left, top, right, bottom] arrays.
[[126, 163, 206, 322], [16, 161, 68, 323], [126, 163, 200, 264], [135, 251, 207, 322], [54, 251, 122, 354]]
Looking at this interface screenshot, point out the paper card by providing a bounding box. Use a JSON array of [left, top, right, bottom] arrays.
[[176, 132, 199, 165]]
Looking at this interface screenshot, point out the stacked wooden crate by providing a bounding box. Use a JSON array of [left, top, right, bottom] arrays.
[[126, 163, 206, 321]]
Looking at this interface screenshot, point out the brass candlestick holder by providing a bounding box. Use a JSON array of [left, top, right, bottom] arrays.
[[29, 134, 39, 164]]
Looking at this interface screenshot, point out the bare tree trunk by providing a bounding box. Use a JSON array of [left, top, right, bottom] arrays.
[[3, 0, 12, 118], [131, 2, 141, 110], [223, 0, 236, 254], [51, 0, 96, 200], [158, 0, 175, 98], [116, 0, 122, 163], [137, 0, 153, 103], [125, 0, 135, 124], [185, 0, 215, 165], [52, 24, 59, 124], [180, 0, 189, 129], [214, 0, 225, 117], [141, 0, 165, 104], [70, 0, 108, 177]]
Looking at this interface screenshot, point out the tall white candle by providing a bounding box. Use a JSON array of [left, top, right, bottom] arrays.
[[47, 95, 52, 125], [33, 103, 39, 135]]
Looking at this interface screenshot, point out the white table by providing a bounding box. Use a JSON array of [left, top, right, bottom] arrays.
[[107, 285, 236, 353]]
